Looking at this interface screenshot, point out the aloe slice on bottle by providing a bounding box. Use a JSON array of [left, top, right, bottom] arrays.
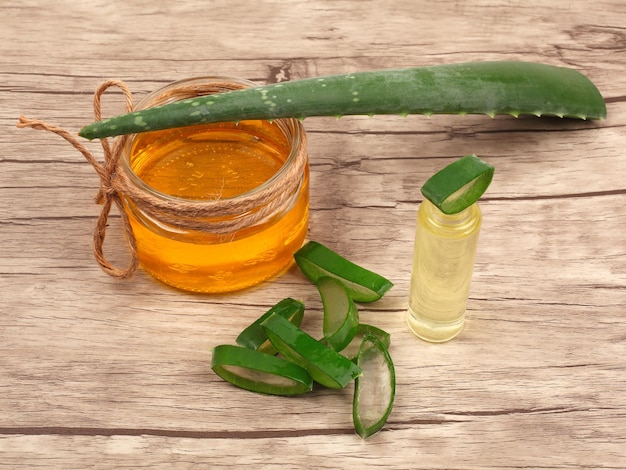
[[421, 154, 494, 214], [341, 323, 391, 360], [211, 345, 313, 396], [352, 334, 396, 438], [236, 298, 305, 355], [261, 312, 361, 389], [318, 276, 360, 352], [294, 241, 393, 303]]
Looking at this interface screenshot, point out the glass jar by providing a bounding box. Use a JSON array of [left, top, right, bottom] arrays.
[[407, 199, 482, 342], [118, 77, 309, 293]]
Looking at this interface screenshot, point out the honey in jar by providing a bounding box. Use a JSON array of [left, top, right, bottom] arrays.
[[119, 77, 309, 293]]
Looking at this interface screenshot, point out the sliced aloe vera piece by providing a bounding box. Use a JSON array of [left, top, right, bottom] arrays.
[[211, 345, 313, 396], [261, 312, 361, 389], [294, 241, 393, 303], [341, 323, 391, 360], [421, 154, 494, 214], [353, 334, 396, 438], [236, 298, 305, 355], [318, 277, 359, 352]]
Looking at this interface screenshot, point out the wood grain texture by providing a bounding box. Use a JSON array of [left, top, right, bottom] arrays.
[[1, 0, 625, 468]]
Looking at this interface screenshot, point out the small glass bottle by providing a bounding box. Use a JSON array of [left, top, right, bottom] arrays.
[[407, 199, 482, 342]]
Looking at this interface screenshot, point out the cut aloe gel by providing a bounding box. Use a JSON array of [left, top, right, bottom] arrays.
[[236, 298, 305, 355], [211, 345, 313, 396], [353, 334, 396, 438], [261, 312, 362, 389], [318, 276, 360, 352], [420, 154, 494, 214], [294, 241, 393, 303], [341, 323, 391, 360]]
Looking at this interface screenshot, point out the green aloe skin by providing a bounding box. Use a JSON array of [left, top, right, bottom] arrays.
[[79, 61, 606, 140]]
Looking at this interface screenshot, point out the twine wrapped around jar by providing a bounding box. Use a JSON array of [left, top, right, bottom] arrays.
[[17, 79, 308, 280]]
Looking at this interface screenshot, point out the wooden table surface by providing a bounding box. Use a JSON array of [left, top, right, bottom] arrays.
[[2, 1, 625, 468]]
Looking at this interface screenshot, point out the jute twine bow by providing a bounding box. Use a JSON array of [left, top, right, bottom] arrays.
[[17, 79, 308, 281], [18, 80, 138, 279]]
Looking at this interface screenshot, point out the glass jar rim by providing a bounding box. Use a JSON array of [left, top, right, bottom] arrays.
[[119, 76, 305, 206]]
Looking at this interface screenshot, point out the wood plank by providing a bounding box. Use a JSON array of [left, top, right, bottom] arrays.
[[1, 0, 625, 467]]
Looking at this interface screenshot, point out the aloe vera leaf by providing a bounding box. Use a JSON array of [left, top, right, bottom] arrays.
[[79, 61, 606, 140]]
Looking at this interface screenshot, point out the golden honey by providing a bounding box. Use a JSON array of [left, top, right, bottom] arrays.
[[119, 77, 309, 293]]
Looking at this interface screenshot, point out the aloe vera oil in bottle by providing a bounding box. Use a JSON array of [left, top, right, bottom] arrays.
[[407, 199, 482, 342]]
